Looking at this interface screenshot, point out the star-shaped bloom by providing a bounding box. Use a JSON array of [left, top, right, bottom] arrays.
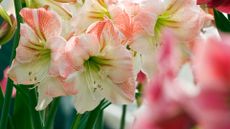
[[65, 20, 135, 113], [8, 8, 77, 110]]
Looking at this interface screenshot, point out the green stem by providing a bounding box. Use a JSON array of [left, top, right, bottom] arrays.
[[0, 79, 15, 129], [120, 105, 127, 129], [71, 114, 82, 129], [0, 0, 22, 129], [94, 111, 103, 129], [84, 100, 110, 129], [44, 98, 60, 129], [28, 89, 43, 129], [0, 86, 4, 110]]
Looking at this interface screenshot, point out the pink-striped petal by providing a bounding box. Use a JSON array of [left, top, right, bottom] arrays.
[[20, 8, 62, 40]]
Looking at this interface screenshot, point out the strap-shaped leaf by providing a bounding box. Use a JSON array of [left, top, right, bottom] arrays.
[[214, 9, 230, 32]]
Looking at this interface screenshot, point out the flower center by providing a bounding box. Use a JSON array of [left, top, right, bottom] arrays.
[[88, 0, 112, 20], [27, 40, 51, 61], [84, 56, 111, 72], [154, 12, 180, 38]]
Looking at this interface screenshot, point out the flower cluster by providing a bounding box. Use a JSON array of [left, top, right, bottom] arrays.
[[132, 13, 230, 129], [7, 0, 206, 114], [133, 32, 230, 129]]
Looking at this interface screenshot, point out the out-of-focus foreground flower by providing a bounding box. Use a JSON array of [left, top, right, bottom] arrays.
[[133, 32, 230, 129], [0, 67, 16, 97], [114, 0, 205, 78], [197, 0, 230, 14]]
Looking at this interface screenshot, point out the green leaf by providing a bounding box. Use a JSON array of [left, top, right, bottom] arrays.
[[12, 86, 33, 129], [94, 111, 103, 129], [120, 105, 127, 129], [12, 85, 44, 129], [0, 0, 22, 129], [44, 98, 60, 129], [84, 100, 110, 129], [0, 86, 4, 110], [71, 113, 83, 129], [71, 100, 110, 129], [214, 9, 230, 32]]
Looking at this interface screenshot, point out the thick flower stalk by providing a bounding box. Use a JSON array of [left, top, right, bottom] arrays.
[[8, 8, 77, 110], [65, 20, 135, 113]]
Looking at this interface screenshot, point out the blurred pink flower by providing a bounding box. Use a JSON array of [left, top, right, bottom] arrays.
[[136, 71, 147, 85], [132, 31, 197, 129], [197, 0, 230, 14], [0, 67, 16, 97], [192, 35, 230, 87], [189, 35, 230, 129], [187, 85, 230, 129], [113, 0, 206, 79]]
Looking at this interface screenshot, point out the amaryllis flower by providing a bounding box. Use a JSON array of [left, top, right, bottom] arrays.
[[189, 35, 230, 129], [192, 35, 230, 86], [187, 85, 230, 129], [133, 32, 198, 129], [114, 0, 205, 79], [71, 0, 113, 34], [65, 20, 135, 113], [197, 0, 230, 14], [8, 8, 77, 110]]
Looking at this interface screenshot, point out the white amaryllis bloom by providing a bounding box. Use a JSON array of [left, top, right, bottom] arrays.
[[8, 8, 77, 110], [72, 0, 113, 34], [66, 20, 135, 113], [112, 0, 206, 79]]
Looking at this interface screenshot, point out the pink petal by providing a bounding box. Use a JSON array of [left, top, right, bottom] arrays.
[[20, 8, 62, 40], [216, 5, 230, 14], [197, 0, 208, 4], [36, 76, 77, 110], [193, 37, 230, 87], [65, 34, 100, 69], [15, 24, 40, 63], [46, 36, 74, 78]]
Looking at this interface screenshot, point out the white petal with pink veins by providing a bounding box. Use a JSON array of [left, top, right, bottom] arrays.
[[20, 8, 62, 40]]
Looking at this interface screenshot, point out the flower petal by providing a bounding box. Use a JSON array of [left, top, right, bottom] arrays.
[[36, 76, 77, 110], [15, 24, 40, 63], [47, 36, 74, 78], [8, 59, 49, 85], [100, 43, 136, 102], [20, 8, 62, 40], [68, 72, 103, 114], [65, 34, 100, 69]]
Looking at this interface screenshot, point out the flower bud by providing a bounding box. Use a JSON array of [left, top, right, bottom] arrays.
[[0, 6, 16, 46]]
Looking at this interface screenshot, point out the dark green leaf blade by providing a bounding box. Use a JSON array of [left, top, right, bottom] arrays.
[[214, 9, 230, 32]]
